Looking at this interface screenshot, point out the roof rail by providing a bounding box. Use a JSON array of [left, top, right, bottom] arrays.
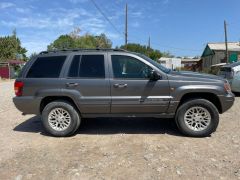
[[39, 48, 128, 54]]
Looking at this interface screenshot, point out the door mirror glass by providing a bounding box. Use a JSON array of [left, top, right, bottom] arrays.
[[149, 70, 161, 81]]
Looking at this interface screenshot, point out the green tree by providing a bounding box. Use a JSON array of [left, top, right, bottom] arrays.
[[48, 31, 112, 50], [95, 33, 112, 48], [120, 43, 162, 60], [74, 34, 97, 48], [47, 35, 76, 50], [0, 30, 27, 62]]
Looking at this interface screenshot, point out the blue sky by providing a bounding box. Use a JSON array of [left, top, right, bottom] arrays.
[[0, 0, 240, 57]]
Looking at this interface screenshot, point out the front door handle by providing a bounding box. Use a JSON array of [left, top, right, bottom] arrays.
[[113, 83, 127, 88], [66, 82, 78, 87]]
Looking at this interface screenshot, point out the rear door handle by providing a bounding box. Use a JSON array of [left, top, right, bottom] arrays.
[[113, 83, 127, 88], [66, 82, 78, 87]]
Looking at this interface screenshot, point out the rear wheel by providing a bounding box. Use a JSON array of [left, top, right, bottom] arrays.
[[175, 99, 219, 137], [42, 100, 81, 137]]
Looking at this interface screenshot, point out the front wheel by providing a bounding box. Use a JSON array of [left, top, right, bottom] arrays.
[[175, 99, 219, 137]]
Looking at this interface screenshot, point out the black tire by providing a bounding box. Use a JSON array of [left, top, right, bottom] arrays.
[[42, 100, 81, 137], [175, 99, 219, 137]]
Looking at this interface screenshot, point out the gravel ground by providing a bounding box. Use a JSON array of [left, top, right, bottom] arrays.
[[0, 81, 239, 180]]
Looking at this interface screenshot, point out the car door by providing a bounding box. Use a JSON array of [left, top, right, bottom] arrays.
[[109, 53, 170, 114], [63, 52, 111, 114]]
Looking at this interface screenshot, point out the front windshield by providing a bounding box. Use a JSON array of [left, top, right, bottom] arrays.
[[134, 53, 171, 74]]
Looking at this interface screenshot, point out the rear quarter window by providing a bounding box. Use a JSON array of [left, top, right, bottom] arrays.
[[26, 56, 66, 78]]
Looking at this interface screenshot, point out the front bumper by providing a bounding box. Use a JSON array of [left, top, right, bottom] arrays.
[[218, 92, 235, 113], [13, 96, 42, 115]]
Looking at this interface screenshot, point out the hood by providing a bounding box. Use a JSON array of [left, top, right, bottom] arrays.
[[169, 71, 224, 81]]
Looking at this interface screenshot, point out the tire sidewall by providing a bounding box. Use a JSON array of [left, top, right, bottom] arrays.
[[42, 101, 80, 137], [176, 99, 219, 137]]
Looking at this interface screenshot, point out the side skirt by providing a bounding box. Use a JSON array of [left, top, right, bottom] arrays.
[[81, 113, 175, 118]]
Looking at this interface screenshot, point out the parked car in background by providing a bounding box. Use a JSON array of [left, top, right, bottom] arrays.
[[218, 61, 240, 93]]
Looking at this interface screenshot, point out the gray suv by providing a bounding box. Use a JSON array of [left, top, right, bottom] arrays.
[[13, 49, 234, 137]]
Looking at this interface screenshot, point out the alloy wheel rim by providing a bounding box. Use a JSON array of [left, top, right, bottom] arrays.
[[184, 106, 211, 131], [48, 108, 71, 131]]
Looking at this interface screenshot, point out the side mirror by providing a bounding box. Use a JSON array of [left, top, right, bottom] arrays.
[[149, 70, 161, 81]]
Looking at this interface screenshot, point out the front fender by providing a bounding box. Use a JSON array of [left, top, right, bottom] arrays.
[[167, 84, 225, 114], [172, 85, 224, 101]]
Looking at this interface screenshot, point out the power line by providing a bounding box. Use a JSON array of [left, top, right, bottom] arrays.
[[90, 0, 202, 53], [89, 0, 123, 36]]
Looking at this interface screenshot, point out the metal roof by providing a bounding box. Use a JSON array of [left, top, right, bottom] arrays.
[[208, 42, 240, 51]]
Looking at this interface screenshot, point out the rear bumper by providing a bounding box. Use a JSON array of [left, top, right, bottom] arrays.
[[218, 92, 235, 113], [13, 96, 42, 115]]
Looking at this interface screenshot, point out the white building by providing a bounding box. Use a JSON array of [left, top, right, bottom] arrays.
[[158, 57, 182, 70]]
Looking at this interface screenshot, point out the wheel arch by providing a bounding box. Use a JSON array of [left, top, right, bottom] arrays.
[[177, 92, 222, 113], [40, 96, 81, 115]]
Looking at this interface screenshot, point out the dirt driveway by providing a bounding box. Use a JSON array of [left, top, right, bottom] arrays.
[[0, 81, 239, 180]]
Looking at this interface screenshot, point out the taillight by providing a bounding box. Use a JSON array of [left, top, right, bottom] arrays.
[[14, 81, 24, 96]]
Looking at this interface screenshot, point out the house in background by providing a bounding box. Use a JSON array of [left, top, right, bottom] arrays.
[[158, 57, 201, 71], [201, 42, 240, 69], [0, 60, 25, 79], [181, 58, 202, 71]]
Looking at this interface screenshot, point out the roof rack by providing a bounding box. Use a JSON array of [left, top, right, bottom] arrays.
[[39, 48, 128, 54]]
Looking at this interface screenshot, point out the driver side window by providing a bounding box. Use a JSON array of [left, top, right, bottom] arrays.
[[111, 55, 152, 79]]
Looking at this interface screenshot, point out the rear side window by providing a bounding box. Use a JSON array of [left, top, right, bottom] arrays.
[[27, 56, 66, 78], [68, 55, 105, 78]]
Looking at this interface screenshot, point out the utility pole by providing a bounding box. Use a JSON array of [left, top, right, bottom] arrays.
[[148, 36, 151, 49], [224, 20, 229, 63], [125, 3, 128, 49]]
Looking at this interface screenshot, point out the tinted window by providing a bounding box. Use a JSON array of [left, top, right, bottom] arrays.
[[27, 56, 66, 78], [111, 55, 152, 79], [134, 53, 170, 73], [68, 55, 105, 78]]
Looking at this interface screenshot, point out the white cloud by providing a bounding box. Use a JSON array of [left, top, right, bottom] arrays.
[[0, 2, 15, 9], [0, 6, 111, 36], [0, 4, 125, 54]]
